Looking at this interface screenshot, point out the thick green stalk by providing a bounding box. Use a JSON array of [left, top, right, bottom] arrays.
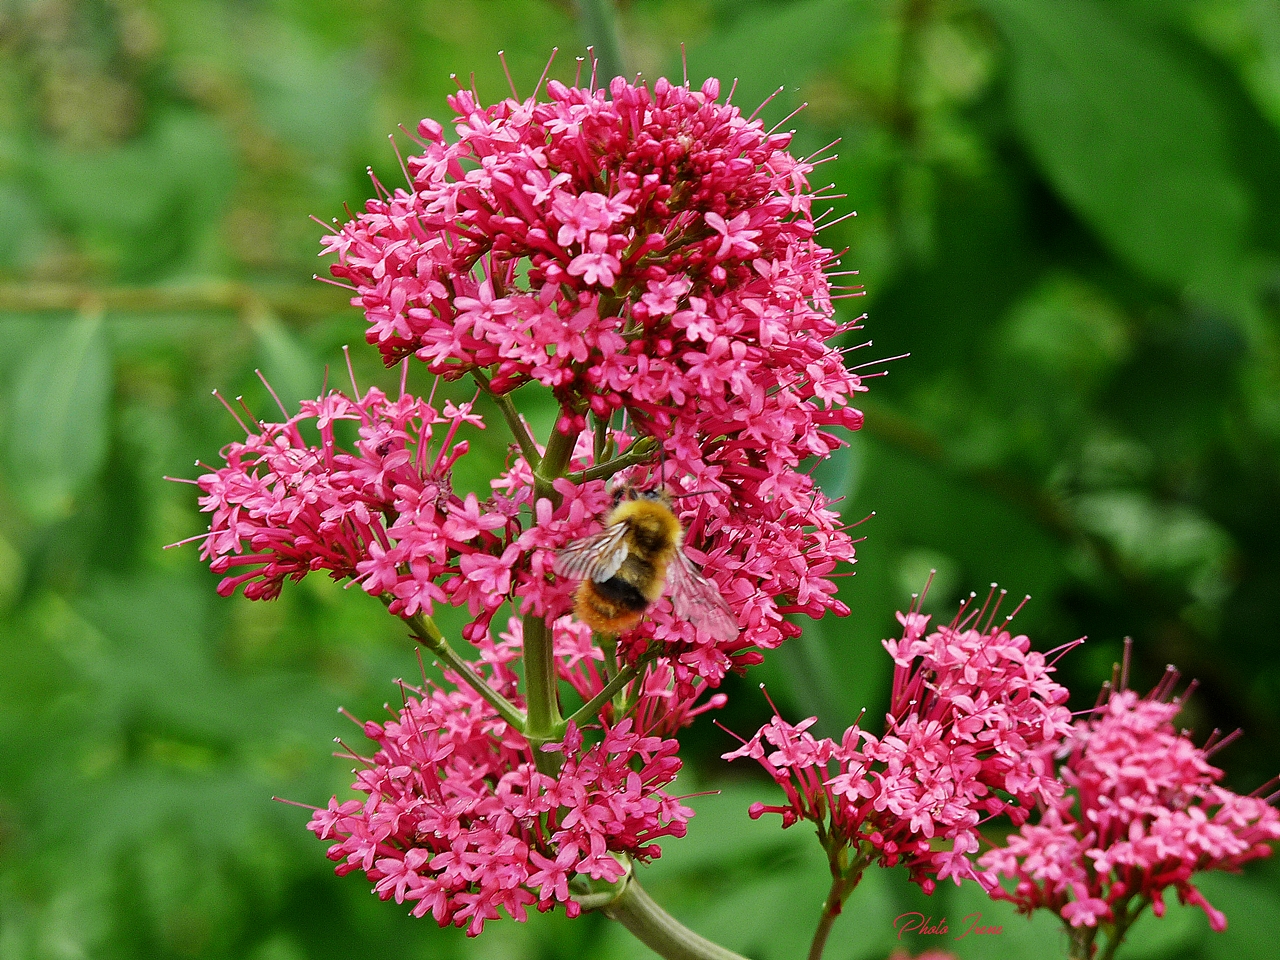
[[523, 416, 583, 769], [807, 867, 864, 960], [532, 418, 581, 507], [602, 875, 752, 960]]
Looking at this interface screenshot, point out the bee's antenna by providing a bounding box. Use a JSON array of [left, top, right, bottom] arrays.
[[669, 488, 724, 499]]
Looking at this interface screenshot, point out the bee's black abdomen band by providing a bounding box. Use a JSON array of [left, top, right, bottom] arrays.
[[593, 576, 649, 612]]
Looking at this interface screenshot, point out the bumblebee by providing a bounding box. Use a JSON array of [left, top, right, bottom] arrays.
[[553, 488, 740, 641]]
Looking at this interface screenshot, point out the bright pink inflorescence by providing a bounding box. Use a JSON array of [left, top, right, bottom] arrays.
[[321, 71, 867, 677], [195, 386, 853, 683], [980, 672, 1280, 933], [725, 600, 1074, 891], [193, 65, 870, 934], [308, 621, 707, 936]]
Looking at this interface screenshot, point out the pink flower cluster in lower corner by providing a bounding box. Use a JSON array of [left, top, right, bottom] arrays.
[[725, 601, 1074, 891], [980, 673, 1280, 932], [307, 620, 702, 936]]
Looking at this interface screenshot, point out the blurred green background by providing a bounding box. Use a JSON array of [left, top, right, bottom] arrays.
[[2, 1, 1279, 958]]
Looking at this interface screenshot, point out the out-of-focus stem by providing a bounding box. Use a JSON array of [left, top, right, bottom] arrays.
[[1096, 896, 1147, 960], [398, 607, 527, 730], [575, 0, 627, 85], [602, 874, 752, 960], [1067, 925, 1096, 960]]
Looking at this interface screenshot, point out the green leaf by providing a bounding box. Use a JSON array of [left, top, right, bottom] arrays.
[[5, 313, 112, 523], [981, 0, 1249, 293]]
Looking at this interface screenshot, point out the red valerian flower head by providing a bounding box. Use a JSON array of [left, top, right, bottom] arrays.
[[323, 71, 868, 675], [980, 663, 1280, 935], [324, 73, 863, 431], [725, 591, 1075, 891], [308, 625, 694, 937], [192, 384, 512, 621], [195, 392, 858, 685]]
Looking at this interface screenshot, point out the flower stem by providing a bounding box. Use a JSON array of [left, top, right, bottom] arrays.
[[398, 607, 527, 731], [563, 654, 653, 731], [807, 868, 863, 960], [602, 874, 752, 960], [565, 435, 658, 484], [473, 369, 542, 470], [1067, 925, 1096, 960], [574, 0, 627, 84], [523, 413, 583, 769], [532, 417, 581, 506]]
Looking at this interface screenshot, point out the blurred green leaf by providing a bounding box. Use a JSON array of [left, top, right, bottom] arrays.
[[5, 313, 112, 523], [982, 0, 1250, 294], [1200, 867, 1280, 960], [34, 111, 235, 278]]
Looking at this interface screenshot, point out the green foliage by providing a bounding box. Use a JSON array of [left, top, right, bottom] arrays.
[[2, 1, 1279, 959]]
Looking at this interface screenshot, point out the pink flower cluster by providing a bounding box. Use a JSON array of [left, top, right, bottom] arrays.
[[195, 385, 522, 630], [725, 603, 1074, 890], [980, 675, 1280, 933], [197, 387, 856, 683], [321, 72, 869, 675], [309, 625, 695, 936], [325, 74, 863, 437]]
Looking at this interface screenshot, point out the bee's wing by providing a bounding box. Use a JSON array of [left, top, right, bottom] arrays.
[[668, 549, 740, 642], [553, 523, 631, 583]]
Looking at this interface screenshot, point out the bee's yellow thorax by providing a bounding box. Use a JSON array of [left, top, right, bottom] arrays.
[[608, 498, 683, 562]]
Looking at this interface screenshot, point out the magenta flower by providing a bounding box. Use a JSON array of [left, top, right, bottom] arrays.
[[726, 595, 1074, 892], [980, 667, 1280, 943], [308, 623, 696, 936], [189, 63, 875, 953], [321, 72, 869, 678], [197, 388, 857, 684], [195, 386, 489, 604]]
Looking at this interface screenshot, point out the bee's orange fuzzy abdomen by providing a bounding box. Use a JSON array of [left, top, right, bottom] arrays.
[[573, 581, 648, 636]]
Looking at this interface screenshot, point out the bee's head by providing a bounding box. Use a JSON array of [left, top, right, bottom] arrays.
[[607, 479, 670, 507]]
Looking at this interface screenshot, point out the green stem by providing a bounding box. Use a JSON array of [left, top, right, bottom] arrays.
[[1067, 924, 1096, 960], [522, 614, 564, 773], [575, 0, 627, 84], [532, 417, 582, 506], [564, 656, 650, 731], [593, 411, 610, 463], [398, 608, 527, 731], [807, 866, 864, 960], [473, 369, 541, 470], [523, 413, 583, 770], [602, 875, 752, 960], [565, 435, 658, 485], [1097, 896, 1148, 960]]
